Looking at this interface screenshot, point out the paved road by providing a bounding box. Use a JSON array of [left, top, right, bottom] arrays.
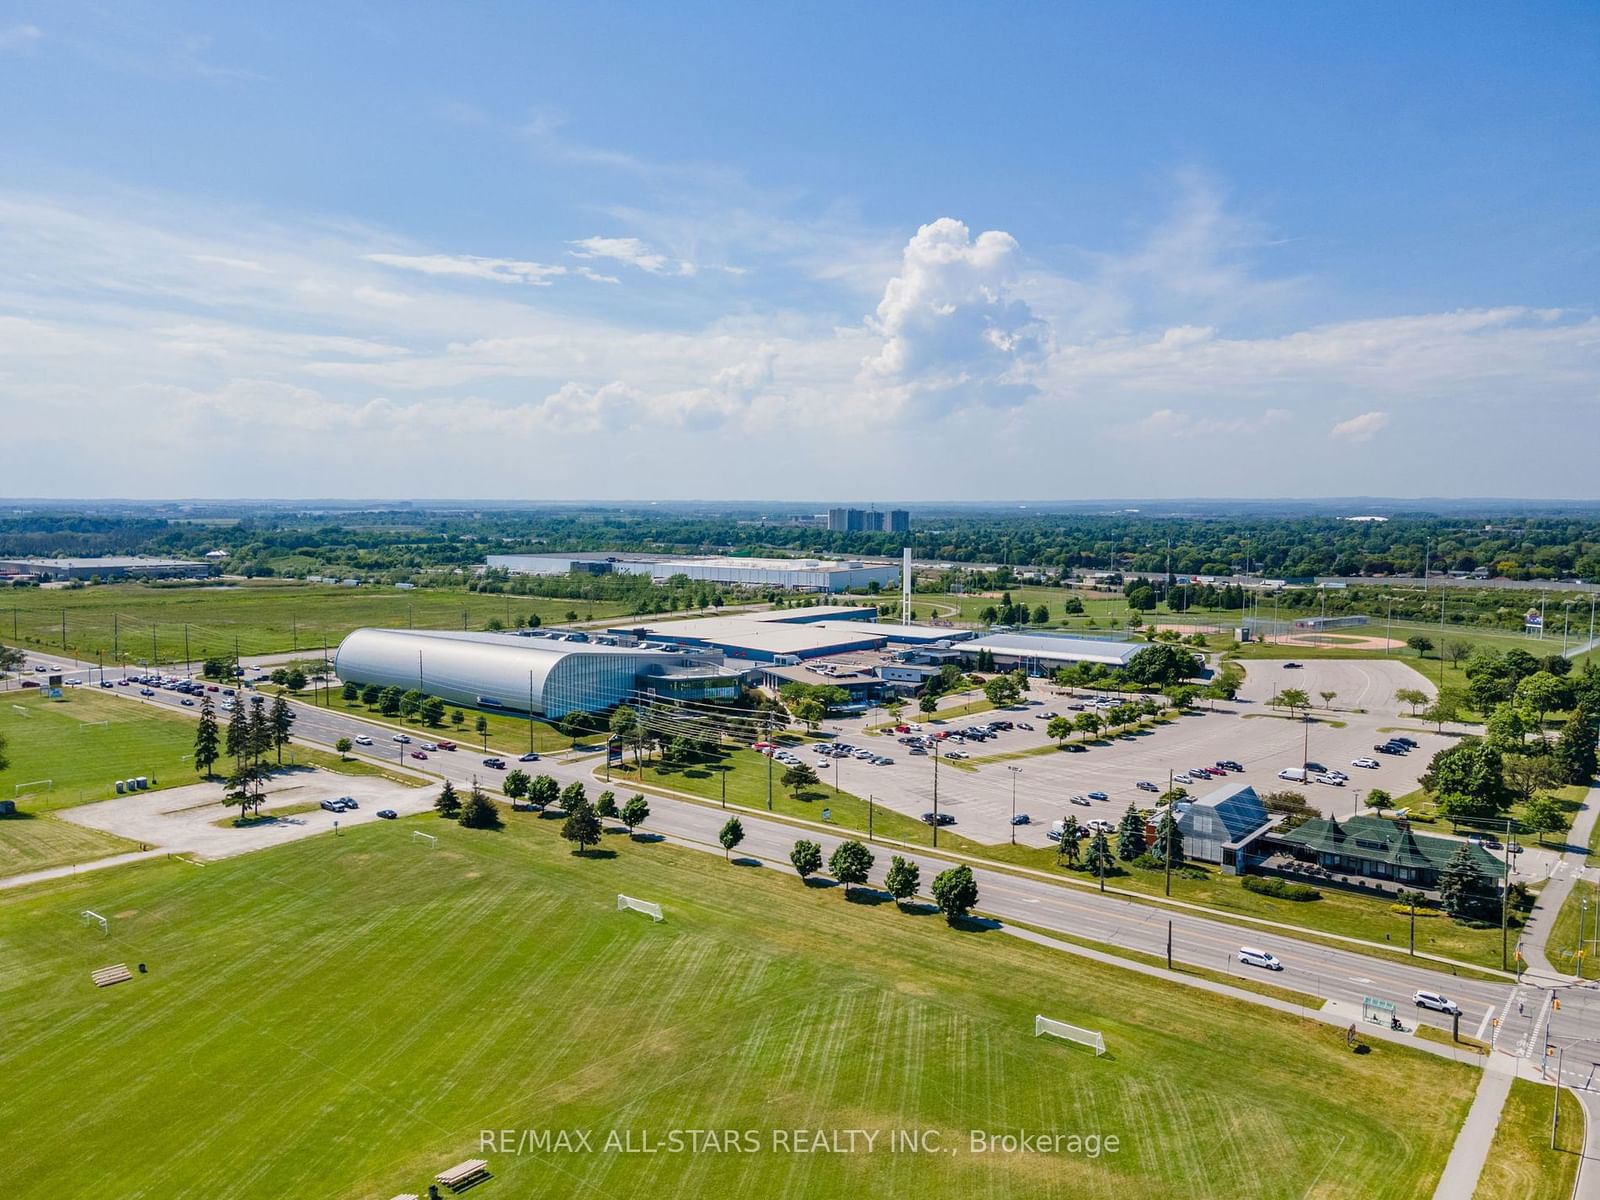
[[6, 651, 1521, 1036]]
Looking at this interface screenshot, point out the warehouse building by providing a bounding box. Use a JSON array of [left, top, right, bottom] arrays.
[[606, 608, 973, 664], [486, 553, 898, 592], [333, 628, 742, 716], [0, 556, 211, 581], [958, 632, 1143, 674]]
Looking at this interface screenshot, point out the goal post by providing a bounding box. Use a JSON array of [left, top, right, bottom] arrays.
[[80, 910, 109, 936], [1035, 1014, 1106, 1056], [617, 893, 664, 923], [14, 779, 52, 796], [411, 831, 437, 848]]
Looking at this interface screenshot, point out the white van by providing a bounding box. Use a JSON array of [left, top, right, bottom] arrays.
[[1238, 946, 1283, 971], [1413, 990, 1460, 1014], [1277, 767, 1308, 783]]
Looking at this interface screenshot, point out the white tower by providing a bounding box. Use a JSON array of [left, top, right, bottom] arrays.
[[901, 546, 912, 624]]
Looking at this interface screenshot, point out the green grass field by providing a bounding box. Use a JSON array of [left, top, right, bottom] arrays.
[[0, 688, 201, 808], [288, 686, 575, 754], [0, 813, 140, 878], [1547, 868, 1600, 979], [1472, 1079, 1582, 1200], [1, 581, 632, 665], [0, 811, 1475, 1199]]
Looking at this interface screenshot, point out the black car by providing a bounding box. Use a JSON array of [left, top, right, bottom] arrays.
[[376, 809, 398, 820], [482, 757, 507, 769], [1375, 743, 1405, 755], [920, 812, 956, 826], [1393, 737, 1418, 748]]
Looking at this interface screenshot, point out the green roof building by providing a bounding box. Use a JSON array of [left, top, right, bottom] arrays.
[[1274, 815, 1506, 892]]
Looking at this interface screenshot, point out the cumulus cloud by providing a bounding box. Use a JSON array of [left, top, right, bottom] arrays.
[[862, 217, 1046, 416], [365, 252, 566, 285], [1330, 411, 1391, 441]]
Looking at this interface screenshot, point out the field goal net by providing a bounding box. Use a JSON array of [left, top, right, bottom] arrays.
[[11, 704, 29, 717], [14, 779, 52, 796], [76, 721, 111, 731], [1035, 1014, 1106, 1056], [617, 893, 664, 923], [80, 910, 109, 936], [411, 831, 438, 848]]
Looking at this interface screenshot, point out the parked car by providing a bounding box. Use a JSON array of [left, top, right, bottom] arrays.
[[920, 811, 956, 826], [1350, 756, 1379, 769], [1216, 760, 1243, 771], [1281, 662, 1302, 669], [319, 798, 345, 812], [1137, 781, 1159, 792], [341, 797, 358, 810], [1070, 796, 1091, 807], [1315, 774, 1344, 786], [944, 750, 968, 760], [1393, 737, 1418, 748], [376, 809, 398, 820], [1087, 791, 1109, 801], [1375, 743, 1404, 755], [1010, 813, 1031, 826]]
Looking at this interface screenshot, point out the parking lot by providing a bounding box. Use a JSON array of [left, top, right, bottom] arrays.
[[810, 661, 1457, 846], [61, 768, 432, 861]]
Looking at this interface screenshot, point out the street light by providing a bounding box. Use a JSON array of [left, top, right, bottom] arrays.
[[1007, 765, 1022, 844]]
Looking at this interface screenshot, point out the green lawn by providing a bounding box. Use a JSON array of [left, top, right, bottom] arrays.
[[0, 813, 140, 878], [1, 580, 631, 665], [284, 686, 574, 754], [0, 688, 203, 808], [0, 810, 1475, 1199], [604, 744, 1519, 970], [1547, 870, 1600, 979], [1472, 1079, 1583, 1200]]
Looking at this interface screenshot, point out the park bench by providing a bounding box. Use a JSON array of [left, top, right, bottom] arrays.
[[435, 1159, 490, 1192], [91, 963, 132, 988]]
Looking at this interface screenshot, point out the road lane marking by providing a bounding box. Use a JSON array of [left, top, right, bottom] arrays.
[[1475, 1009, 1493, 1041]]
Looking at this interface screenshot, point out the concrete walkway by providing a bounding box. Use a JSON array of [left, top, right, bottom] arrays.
[[1524, 780, 1600, 976], [0, 848, 172, 891], [1575, 1089, 1600, 1200], [1430, 1050, 1516, 1200]]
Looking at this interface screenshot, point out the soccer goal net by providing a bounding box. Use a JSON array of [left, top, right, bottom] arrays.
[[617, 894, 664, 923], [76, 721, 111, 731], [80, 910, 109, 936], [1035, 1014, 1106, 1055], [411, 831, 438, 848], [11, 705, 29, 717], [14, 779, 52, 796]]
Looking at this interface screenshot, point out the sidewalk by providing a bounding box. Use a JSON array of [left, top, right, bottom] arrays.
[[1430, 1050, 1516, 1200], [0, 848, 172, 892], [1524, 781, 1599, 975]]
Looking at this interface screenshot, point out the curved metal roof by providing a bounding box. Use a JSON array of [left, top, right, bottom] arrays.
[[333, 628, 685, 716]]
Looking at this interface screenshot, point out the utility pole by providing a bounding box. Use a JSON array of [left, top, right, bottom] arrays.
[[1166, 920, 1173, 971], [184, 625, 190, 677], [1164, 767, 1174, 896], [61, 608, 66, 651], [528, 671, 535, 754], [113, 611, 118, 660], [933, 743, 941, 847]]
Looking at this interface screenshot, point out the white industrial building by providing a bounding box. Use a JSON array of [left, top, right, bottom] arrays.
[[333, 628, 743, 716], [958, 632, 1143, 673], [485, 552, 898, 593]]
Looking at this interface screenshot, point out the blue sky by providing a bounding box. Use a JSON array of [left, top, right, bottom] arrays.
[[1, 2, 1596, 499]]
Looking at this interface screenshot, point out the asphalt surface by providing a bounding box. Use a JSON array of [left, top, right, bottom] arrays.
[[9, 650, 1598, 1059]]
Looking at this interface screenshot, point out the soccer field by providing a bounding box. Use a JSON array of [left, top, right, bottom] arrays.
[[0, 813, 1473, 1199]]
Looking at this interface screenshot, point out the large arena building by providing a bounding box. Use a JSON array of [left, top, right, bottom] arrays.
[[332, 629, 744, 716]]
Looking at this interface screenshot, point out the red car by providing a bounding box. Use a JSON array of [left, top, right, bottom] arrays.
[[436, 740, 456, 751], [411, 750, 429, 760]]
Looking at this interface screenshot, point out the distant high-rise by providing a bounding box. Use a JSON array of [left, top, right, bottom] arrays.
[[827, 507, 910, 534]]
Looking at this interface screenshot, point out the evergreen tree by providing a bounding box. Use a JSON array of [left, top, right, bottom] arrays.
[[225, 701, 249, 764], [434, 779, 462, 819], [249, 704, 274, 767], [269, 693, 294, 764], [1554, 704, 1598, 785], [1084, 831, 1115, 882], [1116, 803, 1146, 861], [561, 799, 603, 855], [193, 696, 221, 777], [459, 785, 502, 829], [1058, 815, 1080, 865], [1438, 843, 1490, 920], [1154, 809, 1185, 865]]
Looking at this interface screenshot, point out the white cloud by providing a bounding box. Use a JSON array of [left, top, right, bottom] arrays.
[[0, 24, 42, 53], [365, 252, 566, 286], [1330, 411, 1391, 441], [1127, 407, 1291, 439], [569, 236, 675, 275], [861, 217, 1046, 415]]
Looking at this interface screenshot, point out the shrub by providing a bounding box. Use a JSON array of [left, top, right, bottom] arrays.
[[1242, 875, 1321, 902]]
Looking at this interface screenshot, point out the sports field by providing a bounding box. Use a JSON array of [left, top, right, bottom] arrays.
[[0, 811, 1474, 1199], [0, 581, 632, 665], [0, 813, 139, 878], [0, 688, 201, 808]]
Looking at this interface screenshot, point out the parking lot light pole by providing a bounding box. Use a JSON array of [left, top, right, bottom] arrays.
[[1007, 765, 1021, 844], [932, 743, 941, 847]]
